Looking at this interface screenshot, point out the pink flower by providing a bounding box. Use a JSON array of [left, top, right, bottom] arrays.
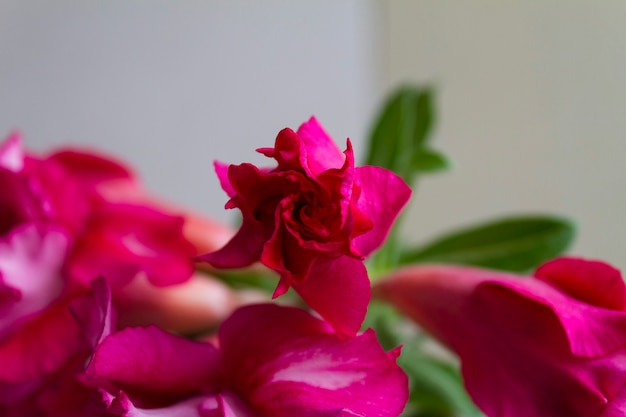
[[375, 258, 626, 417], [198, 117, 411, 336], [88, 303, 409, 416], [0, 132, 196, 288], [0, 224, 112, 415]]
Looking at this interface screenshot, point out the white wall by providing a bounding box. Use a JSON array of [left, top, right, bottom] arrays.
[[385, 1, 626, 272], [0, 0, 383, 222]]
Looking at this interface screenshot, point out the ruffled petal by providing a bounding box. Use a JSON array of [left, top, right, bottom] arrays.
[[352, 166, 411, 257], [214, 161, 236, 198], [196, 213, 267, 269], [296, 116, 346, 175]]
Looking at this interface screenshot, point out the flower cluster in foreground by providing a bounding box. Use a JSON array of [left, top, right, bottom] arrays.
[[2, 109, 623, 417], [0, 121, 410, 416]]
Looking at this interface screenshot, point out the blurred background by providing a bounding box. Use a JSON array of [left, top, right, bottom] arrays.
[[1, 1, 625, 272]]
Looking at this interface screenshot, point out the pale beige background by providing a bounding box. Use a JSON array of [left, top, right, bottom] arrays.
[[385, 1, 626, 272], [1, 1, 624, 271]]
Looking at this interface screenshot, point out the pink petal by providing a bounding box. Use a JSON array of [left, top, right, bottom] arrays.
[[352, 166, 412, 257], [69, 276, 112, 348], [296, 116, 346, 175], [535, 257, 626, 311], [195, 213, 267, 269], [214, 161, 236, 198], [292, 256, 371, 338], [0, 301, 80, 385], [104, 391, 208, 417], [0, 225, 67, 335], [0, 132, 24, 172], [200, 392, 257, 417], [112, 272, 238, 334], [88, 326, 223, 405], [262, 128, 304, 172], [375, 263, 626, 417], [219, 304, 408, 417], [68, 203, 195, 287], [46, 148, 135, 186]]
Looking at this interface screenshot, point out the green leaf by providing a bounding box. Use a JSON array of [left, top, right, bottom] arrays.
[[399, 342, 484, 417], [413, 148, 450, 173], [400, 216, 576, 273], [362, 302, 483, 417], [365, 85, 447, 183]]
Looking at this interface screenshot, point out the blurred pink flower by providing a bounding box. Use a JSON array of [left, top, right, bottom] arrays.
[[0, 225, 111, 415], [0, 132, 197, 288], [88, 303, 409, 417], [376, 258, 626, 417], [199, 117, 411, 336]]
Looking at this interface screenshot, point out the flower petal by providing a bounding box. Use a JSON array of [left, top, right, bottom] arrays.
[[46, 149, 135, 187], [293, 256, 371, 337], [352, 166, 411, 257], [88, 326, 222, 405], [103, 391, 207, 417], [68, 203, 196, 287], [296, 116, 345, 175], [535, 257, 626, 311], [0, 225, 67, 335], [0, 131, 24, 172], [375, 263, 626, 417], [219, 304, 408, 417], [215, 161, 236, 198]]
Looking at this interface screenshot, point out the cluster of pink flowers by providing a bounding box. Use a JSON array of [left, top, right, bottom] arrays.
[[3, 115, 625, 417], [0, 118, 410, 416]]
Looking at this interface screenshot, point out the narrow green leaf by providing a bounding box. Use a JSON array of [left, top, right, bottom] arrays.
[[364, 85, 447, 183], [400, 216, 576, 273], [413, 148, 450, 173]]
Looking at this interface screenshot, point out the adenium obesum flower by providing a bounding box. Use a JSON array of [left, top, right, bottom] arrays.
[[0, 224, 112, 415], [375, 258, 626, 417], [199, 117, 411, 336], [88, 303, 409, 417], [0, 131, 196, 288]]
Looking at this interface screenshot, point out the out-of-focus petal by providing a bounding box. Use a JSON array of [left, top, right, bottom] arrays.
[[103, 391, 208, 417], [535, 257, 626, 310], [69, 276, 112, 348], [375, 261, 626, 417], [88, 326, 223, 405], [112, 272, 238, 334], [47, 149, 135, 187], [352, 166, 411, 257], [68, 203, 195, 287], [0, 131, 24, 172], [0, 225, 66, 334]]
